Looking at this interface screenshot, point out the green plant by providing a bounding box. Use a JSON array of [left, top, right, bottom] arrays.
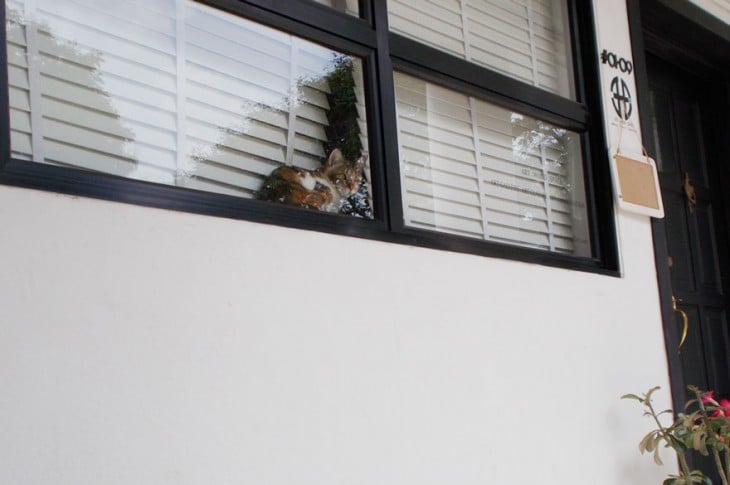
[[623, 386, 730, 484]]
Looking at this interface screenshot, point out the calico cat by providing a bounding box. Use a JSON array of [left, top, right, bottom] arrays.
[[256, 148, 370, 215]]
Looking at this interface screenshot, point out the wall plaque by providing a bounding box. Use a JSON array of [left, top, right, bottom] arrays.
[[611, 153, 664, 218]]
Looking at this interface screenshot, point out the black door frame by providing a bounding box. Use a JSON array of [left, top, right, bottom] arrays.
[[627, 0, 730, 410]]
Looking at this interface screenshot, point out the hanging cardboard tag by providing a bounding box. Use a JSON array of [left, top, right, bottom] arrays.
[[611, 153, 664, 218]]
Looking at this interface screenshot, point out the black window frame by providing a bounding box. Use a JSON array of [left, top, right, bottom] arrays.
[[0, 0, 619, 275]]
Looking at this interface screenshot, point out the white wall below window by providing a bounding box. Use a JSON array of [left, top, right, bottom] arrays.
[[0, 184, 674, 485]]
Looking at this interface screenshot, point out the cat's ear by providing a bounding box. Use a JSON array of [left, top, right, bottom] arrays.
[[326, 148, 345, 167]]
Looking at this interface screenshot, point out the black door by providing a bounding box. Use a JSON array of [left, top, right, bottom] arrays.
[[648, 54, 730, 397], [647, 53, 730, 480]]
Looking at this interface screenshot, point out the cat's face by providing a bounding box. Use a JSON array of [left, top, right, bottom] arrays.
[[321, 148, 367, 197]]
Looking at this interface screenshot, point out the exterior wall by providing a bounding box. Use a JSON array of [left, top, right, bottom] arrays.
[[0, 186, 674, 485], [1, 1, 706, 484], [690, 0, 730, 24]]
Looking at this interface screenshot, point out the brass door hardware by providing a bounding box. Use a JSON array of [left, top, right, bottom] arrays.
[[672, 295, 689, 349]]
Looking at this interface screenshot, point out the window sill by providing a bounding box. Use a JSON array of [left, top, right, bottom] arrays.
[[0, 159, 619, 276]]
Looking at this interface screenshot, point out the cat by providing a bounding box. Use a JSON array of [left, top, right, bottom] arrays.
[[256, 148, 370, 216]]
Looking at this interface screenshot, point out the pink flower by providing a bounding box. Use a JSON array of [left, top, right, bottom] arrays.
[[713, 399, 730, 417], [700, 391, 718, 406]]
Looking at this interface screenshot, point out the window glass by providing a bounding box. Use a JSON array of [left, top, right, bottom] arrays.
[[394, 72, 590, 256], [6, 0, 372, 217], [311, 0, 360, 17], [388, 0, 574, 99]]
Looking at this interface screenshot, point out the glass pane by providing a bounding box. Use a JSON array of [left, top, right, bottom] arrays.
[[388, 0, 575, 99], [394, 72, 590, 256], [311, 0, 360, 17], [6, 0, 373, 218]]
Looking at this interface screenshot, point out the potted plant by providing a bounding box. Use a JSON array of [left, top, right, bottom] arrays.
[[624, 386, 730, 484]]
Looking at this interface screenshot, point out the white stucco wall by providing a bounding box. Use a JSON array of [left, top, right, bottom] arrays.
[[690, 0, 730, 24], [0, 185, 674, 485], [0, 1, 685, 484]]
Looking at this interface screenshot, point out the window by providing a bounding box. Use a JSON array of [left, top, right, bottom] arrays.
[[0, 0, 618, 272], [6, 0, 371, 216], [394, 72, 589, 255]]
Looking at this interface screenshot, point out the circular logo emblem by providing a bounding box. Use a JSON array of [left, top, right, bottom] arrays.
[[610, 76, 633, 120]]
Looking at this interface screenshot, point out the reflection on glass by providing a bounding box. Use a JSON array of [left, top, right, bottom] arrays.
[[388, 0, 574, 99], [311, 0, 360, 17], [394, 72, 590, 256], [6, 0, 371, 218]]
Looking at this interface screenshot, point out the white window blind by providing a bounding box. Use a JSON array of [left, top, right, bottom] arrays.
[[388, 0, 574, 99], [395, 72, 590, 256], [7, 0, 369, 201]]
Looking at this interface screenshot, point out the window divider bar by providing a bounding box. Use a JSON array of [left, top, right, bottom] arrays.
[[371, 0, 405, 232]]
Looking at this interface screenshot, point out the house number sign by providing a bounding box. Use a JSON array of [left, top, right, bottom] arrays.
[[600, 49, 633, 74], [601, 48, 634, 121]]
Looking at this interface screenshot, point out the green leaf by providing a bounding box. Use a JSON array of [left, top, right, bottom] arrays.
[[640, 432, 656, 453], [646, 386, 662, 401], [688, 471, 710, 484], [647, 438, 657, 453], [669, 434, 689, 451], [693, 431, 705, 451], [653, 446, 664, 465], [686, 471, 710, 484], [622, 393, 644, 401]]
